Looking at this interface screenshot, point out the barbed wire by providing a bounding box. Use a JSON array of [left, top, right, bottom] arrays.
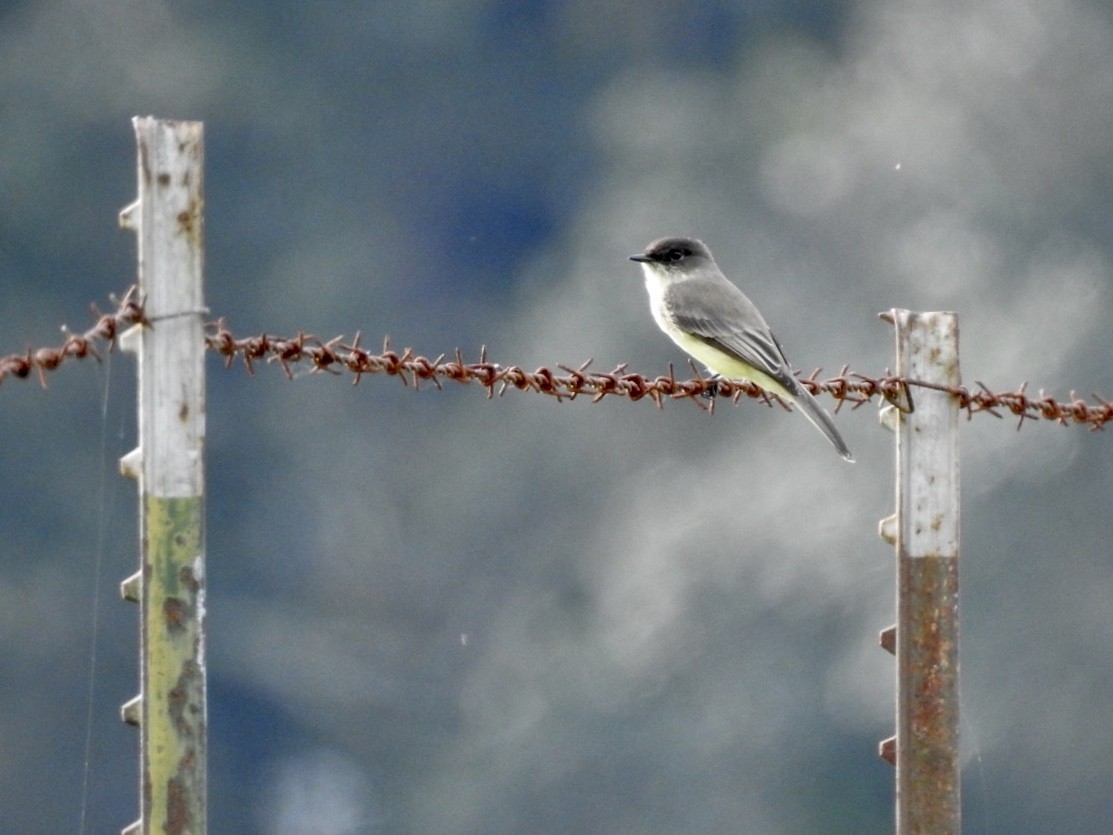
[[0, 286, 147, 387], [3, 287, 1111, 431]]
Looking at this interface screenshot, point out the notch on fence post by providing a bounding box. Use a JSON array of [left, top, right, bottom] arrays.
[[878, 310, 961, 835], [118, 117, 208, 835]]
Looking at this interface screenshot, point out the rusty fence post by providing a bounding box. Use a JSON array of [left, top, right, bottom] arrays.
[[118, 117, 208, 835], [878, 310, 961, 835]]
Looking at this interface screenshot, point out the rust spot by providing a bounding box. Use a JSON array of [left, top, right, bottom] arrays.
[[168, 660, 204, 735], [139, 142, 152, 186], [179, 565, 200, 593], [879, 736, 896, 766], [157, 172, 172, 187], [177, 209, 193, 234], [168, 681, 187, 712], [164, 774, 191, 834], [179, 401, 189, 421], [879, 625, 897, 655], [164, 597, 187, 632]]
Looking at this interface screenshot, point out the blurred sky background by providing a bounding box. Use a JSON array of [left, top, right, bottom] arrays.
[[3, 0, 1113, 832]]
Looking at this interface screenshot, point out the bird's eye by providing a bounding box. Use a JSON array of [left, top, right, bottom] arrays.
[[668, 249, 686, 262]]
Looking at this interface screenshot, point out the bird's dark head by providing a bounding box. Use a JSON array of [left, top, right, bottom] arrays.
[[629, 237, 715, 272]]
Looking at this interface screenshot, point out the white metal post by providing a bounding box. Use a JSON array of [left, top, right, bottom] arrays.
[[879, 309, 961, 835], [118, 117, 207, 835]]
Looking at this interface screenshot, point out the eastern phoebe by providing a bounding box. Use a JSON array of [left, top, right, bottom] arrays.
[[631, 237, 853, 461]]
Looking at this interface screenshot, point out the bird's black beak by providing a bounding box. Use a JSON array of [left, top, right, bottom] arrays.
[[629, 253, 651, 263]]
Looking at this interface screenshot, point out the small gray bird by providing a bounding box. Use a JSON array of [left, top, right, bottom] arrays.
[[631, 237, 853, 461]]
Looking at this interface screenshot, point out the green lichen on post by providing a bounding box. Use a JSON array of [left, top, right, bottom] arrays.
[[144, 494, 206, 835]]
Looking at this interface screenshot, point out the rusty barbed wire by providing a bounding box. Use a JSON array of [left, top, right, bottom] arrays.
[[4, 287, 1112, 431], [0, 286, 148, 387]]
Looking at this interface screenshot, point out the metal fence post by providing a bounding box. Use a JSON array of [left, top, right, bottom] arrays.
[[118, 117, 208, 835], [878, 310, 961, 835]]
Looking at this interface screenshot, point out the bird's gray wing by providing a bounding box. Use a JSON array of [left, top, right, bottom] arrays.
[[664, 276, 853, 460], [663, 278, 800, 393]]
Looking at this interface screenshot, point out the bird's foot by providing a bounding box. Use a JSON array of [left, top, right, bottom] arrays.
[[700, 374, 726, 400]]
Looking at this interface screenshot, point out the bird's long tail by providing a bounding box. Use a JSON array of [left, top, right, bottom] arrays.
[[789, 383, 854, 462]]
